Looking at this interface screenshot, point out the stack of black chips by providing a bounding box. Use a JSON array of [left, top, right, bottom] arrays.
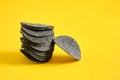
[[20, 22, 55, 63]]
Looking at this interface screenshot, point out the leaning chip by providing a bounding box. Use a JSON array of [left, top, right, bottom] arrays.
[[54, 36, 81, 60]]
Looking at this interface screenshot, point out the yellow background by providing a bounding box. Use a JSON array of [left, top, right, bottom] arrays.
[[0, 0, 120, 80]]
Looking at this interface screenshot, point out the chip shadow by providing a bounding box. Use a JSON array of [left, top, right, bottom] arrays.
[[48, 53, 78, 64], [0, 51, 36, 65]]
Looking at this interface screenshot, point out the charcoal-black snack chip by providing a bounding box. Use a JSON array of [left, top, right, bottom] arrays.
[[54, 36, 81, 60], [21, 30, 54, 43], [21, 22, 54, 30], [21, 27, 54, 37]]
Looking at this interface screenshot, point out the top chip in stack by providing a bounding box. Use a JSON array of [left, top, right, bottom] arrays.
[[20, 22, 55, 63]]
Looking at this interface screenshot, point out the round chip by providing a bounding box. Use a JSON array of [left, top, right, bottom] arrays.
[[54, 36, 81, 60], [21, 27, 54, 37], [20, 37, 40, 46], [21, 30, 54, 43], [21, 37, 54, 49], [20, 49, 51, 63], [22, 43, 54, 54], [21, 22, 54, 30], [22, 45, 52, 59], [20, 49, 42, 62], [21, 44, 53, 63], [30, 42, 54, 52]]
